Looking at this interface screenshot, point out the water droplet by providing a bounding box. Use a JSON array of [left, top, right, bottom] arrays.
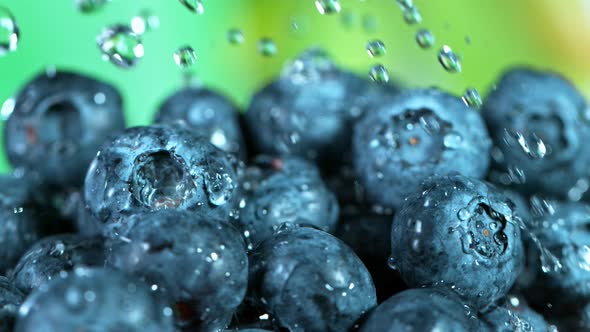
[[75, 0, 110, 13], [402, 6, 422, 24], [515, 217, 562, 273], [13, 207, 23, 214], [130, 10, 160, 35], [179, 0, 204, 14], [507, 165, 526, 184], [226, 28, 244, 45], [462, 88, 482, 110], [96, 25, 144, 68], [369, 64, 389, 84], [1, 97, 15, 120], [315, 0, 341, 15], [173, 46, 197, 68], [0, 7, 19, 56], [257, 38, 277, 57], [50, 242, 66, 256], [415, 29, 434, 49], [366, 40, 386, 58], [443, 132, 463, 149], [395, 0, 413, 10], [387, 256, 398, 270], [529, 195, 555, 217], [503, 129, 547, 159], [324, 283, 334, 291], [204, 173, 234, 206], [457, 208, 471, 221], [438, 45, 462, 73]]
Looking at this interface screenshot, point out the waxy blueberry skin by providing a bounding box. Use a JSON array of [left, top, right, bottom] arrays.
[[0, 276, 24, 332]]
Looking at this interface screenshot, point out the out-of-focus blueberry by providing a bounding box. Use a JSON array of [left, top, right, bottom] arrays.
[[155, 87, 246, 158], [10, 234, 104, 294], [359, 288, 479, 332], [84, 124, 239, 225], [238, 156, 339, 244], [14, 267, 174, 332], [105, 210, 248, 331], [248, 226, 377, 332], [0, 276, 24, 332], [353, 88, 491, 209], [483, 68, 590, 199], [4, 71, 125, 189], [480, 294, 553, 332], [390, 173, 524, 309]]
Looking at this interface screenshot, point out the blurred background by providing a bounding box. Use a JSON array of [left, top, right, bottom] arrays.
[[1, 0, 590, 172]]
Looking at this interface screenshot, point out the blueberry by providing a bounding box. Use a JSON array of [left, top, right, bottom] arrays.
[[4, 70, 125, 189], [56, 191, 103, 236], [155, 87, 246, 158], [247, 226, 377, 332], [105, 210, 248, 331], [14, 267, 174, 332], [10, 234, 104, 294], [353, 88, 492, 209], [84, 124, 239, 224], [0, 276, 24, 332], [359, 288, 479, 331], [390, 173, 524, 309], [483, 68, 590, 199], [480, 294, 553, 332], [238, 156, 339, 244], [245, 48, 396, 168]]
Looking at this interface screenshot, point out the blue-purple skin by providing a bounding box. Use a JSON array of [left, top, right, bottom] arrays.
[[4, 71, 125, 189], [480, 294, 552, 332], [353, 88, 492, 210], [0, 276, 24, 332], [105, 210, 248, 331], [248, 226, 377, 332], [14, 268, 174, 332], [155, 87, 246, 159], [359, 288, 480, 332], [10, 234, 104, 294], [84, 124, 239, 224], [483, 68, 590, 199], [390, 173, 524, 310], [238, 156, 339, 244]]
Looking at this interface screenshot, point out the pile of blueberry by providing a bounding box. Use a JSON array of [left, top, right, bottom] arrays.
[[1, 49, 589, 332]]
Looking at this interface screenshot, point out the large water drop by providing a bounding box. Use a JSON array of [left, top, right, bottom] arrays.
[[96, 25, 144, 68], [437, 45, 462, 73], [366, 40, 386, 58], [173, 46, 197, 68], [369, 64, 389, 84], [415, 29, 434, 49]]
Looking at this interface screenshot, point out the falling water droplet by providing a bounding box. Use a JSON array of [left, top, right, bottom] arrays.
[[258, 38, 277, 57], [173, 46, 197, 68], [315, 0, 341, 15], [438, 45, 462, 73], [130, 10, 160, 35], [515, 217, 562, 273], [75, 0, 110, 13], [366, 40, 386, 58], [395, 0, 413, 10], [96, 25, 144, 68], [387, 256, 398, 270], [0, 7, 19, 56], [369, 64, 389, 84], [179, 0, 204, 14], [503, 129, 547, 159], [415, 29, 434, 49], [227, 28, 244, 45], [462, 88, 482, 110], [402, 6, 422, 24], [507, 165, 526, 184]]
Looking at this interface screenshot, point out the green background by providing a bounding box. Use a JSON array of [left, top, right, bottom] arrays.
[[1, 0, 589, 172]]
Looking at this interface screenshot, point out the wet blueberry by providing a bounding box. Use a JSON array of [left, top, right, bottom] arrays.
[[483, 68, 590, 199], [0, 276, 24, 332], [4, 71, 125, 189], [84, 124, 239, 224], [10, 234, 104, 294], [390, 173, 524, 309], [480, 294, 553, 332], [14, 267, 174, 332], [105, 210, 248, 331], [247, 226, 377, 332], [155, 87, 246, 158], [245, 48, 396, 169], [353, 88, 491, 209], [359, 288, 479, 331], [238, 156, 339, 244]]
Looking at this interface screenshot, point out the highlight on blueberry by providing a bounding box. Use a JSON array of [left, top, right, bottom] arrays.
[[353, 88, 492, 210], [479, 294, 554, 332]]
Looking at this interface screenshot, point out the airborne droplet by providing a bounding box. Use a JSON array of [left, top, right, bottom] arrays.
[[227, 28, 244, 45], [462, 88, 482, 110], [173, 46, 198, 68], [130, 10, 160, 35], [0, 7, 19, 56], [366, 40, 386, 58], [438, 45, 462, 73], [75, 0, 110, 13], [179, 0, 204, 14], [257, 38, 277, 57], [369, 64, 389, 84], [96, 25, 144, 68], [315, 0, 341, 15], [415, 29, 434, 49]]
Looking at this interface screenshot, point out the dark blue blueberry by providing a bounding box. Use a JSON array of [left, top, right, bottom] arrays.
[[4, 71, 125, 189], [390, 173, 524, 309], [245, 48, 396, 169], [353, 88, 492, 209], [359, 288, 479, 332], [105, 210, 248, 331], [247, 226, 377, 332], [56, 191, 103, 236], [84, 124, 239, 224], [10, 234, 104, 294], [155, 87, 246, 158], [14, 267, 174, 332], [483, 68, 590, 199], [521, 201, 590, 308], [0, 276, 24, 332], [238, 156, 339, 244], [480, 294, 553, 332]]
